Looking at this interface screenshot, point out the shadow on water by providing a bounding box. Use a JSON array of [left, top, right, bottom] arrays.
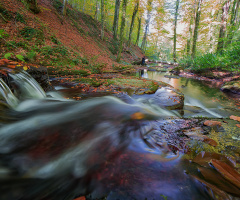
[[0, 69, 239, 200]]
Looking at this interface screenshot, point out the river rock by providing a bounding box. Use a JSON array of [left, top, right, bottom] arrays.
[[134, 87, 184, 110], [151, 87, 184, 110], [221, 81, 240, 94]]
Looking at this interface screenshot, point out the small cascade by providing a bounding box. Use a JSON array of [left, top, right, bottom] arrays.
[[0, 78, 19, 108], [9, 70, 46, 99]]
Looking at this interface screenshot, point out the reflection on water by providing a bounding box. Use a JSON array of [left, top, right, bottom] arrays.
[[146, 71, 240, 117]]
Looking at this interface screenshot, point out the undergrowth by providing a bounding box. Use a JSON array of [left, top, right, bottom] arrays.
[[179, 41, 240, 73]]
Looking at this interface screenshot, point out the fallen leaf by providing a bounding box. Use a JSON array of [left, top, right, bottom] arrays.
[[204, 120, 222, 127], [192, 152, 236, 168], [198, 167, 240, 196], [203, 138, 218, 147], [210, 159, 240, 188]]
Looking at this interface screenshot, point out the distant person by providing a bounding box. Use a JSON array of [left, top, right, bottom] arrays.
[[141, 56, 146, 65]]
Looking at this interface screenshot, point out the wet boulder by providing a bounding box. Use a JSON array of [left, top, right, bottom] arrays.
[[221, 81, 240, 94], [151, 87, 184, 110], [134, 87, 184, 110]]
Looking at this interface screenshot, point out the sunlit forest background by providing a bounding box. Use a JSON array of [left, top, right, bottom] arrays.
[[67, 0, 239, 70]]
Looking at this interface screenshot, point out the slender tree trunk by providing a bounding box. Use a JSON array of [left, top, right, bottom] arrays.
[[227, 0, 239, 45], [127, 0, 139, 46], [173, 0, 180, 62], [113, 0, 121, 40], [116, 0, 128, 62], [62, 0, 67, 16], [82, 0, 86, 12], [141, 0, 153, 51], [217, 0, 230, 53], [191, 0, 202, 59], [26, 0, 40, 14], [186, 17, 193, 56], [94, 0, 99, 20], [135, 16, 141, 45], [208, 9, 214, 53], [101, 0, 105, 40]]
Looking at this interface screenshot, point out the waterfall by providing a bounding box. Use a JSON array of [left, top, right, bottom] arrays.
[[0, 78, 19, 108], [9, 70, 46, 100]]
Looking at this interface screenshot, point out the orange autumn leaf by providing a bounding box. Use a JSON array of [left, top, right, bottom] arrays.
[[73, 196, 86, 200], [236, 124, 240, 128], [230, 115, 239, 121]]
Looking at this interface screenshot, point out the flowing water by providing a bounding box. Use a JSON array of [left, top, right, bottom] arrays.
[[0, 69, 239, 200], [144, 71, 240, 118]]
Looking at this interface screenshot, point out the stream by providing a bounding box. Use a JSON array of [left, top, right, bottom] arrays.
[[0, 69, 239, 200], [144, 70, 240, 118]]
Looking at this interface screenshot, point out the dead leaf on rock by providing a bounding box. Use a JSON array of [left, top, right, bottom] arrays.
[[203, 138, 218, 147], [210, 159, 240, 188], [204, 120, 222, 127], [198, 166, 240, 196], [192, 152, 236, 168], [191, 175, 231, 200]]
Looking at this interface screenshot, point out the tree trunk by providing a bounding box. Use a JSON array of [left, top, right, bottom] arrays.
[[173, 0, 180, 62], [191, 0, 202, 59], [217, 0, 230, 53], [186, 16, 193, 56], [127, 0, 139, 46], [135, 17, 142, 46], [62, 0, 67, 16], [101, 0, 105, 40], [82, 0, 86, 12], [141, 0, 153, 51], [113, 0, 121, 40], [227, 0, 239, 45], [94, 0, 99, 20], [26, 0, 40, 14], [116, 0, 128, 62]]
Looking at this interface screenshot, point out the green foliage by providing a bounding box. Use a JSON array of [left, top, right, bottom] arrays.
[[0, 5, 14, 20], [6, 41, 17, 50], [81, 57, 89, 64], [0, 29, 9, 39], [19, 27, 44, 41], [52, 0, 63, 13], [179, 41, 240, 73], [16, 54, 25, 62], [25, 51, 37, 62], [50, 35, 61, 44], [40, 45, 68, 57], [15, 12, 26, 24], [89, 64, 105, 74], [4, 52, 13, 59], [48, 67, 90, 76]]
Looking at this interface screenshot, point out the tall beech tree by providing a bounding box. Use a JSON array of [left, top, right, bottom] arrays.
[[141, 0, 153, 51], [101, 0, 105, 40], [217, 0, 230, 52], [227, 0, 240, 45], [117, 0, 128, 62], [127, 0, 139, 46], [94, 0, 99, 20], [62, 0, 67, 16], [135, 16, 142, 45], [173, 0, 180, 62], [113, 0, 121, 40], [191, 0, 202, 59]]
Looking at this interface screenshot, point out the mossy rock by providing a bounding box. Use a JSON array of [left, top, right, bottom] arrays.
[[221, 81, 240, 94]]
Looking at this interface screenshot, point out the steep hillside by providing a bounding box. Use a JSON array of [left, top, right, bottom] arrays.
[[0, 0, 144, 70]]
